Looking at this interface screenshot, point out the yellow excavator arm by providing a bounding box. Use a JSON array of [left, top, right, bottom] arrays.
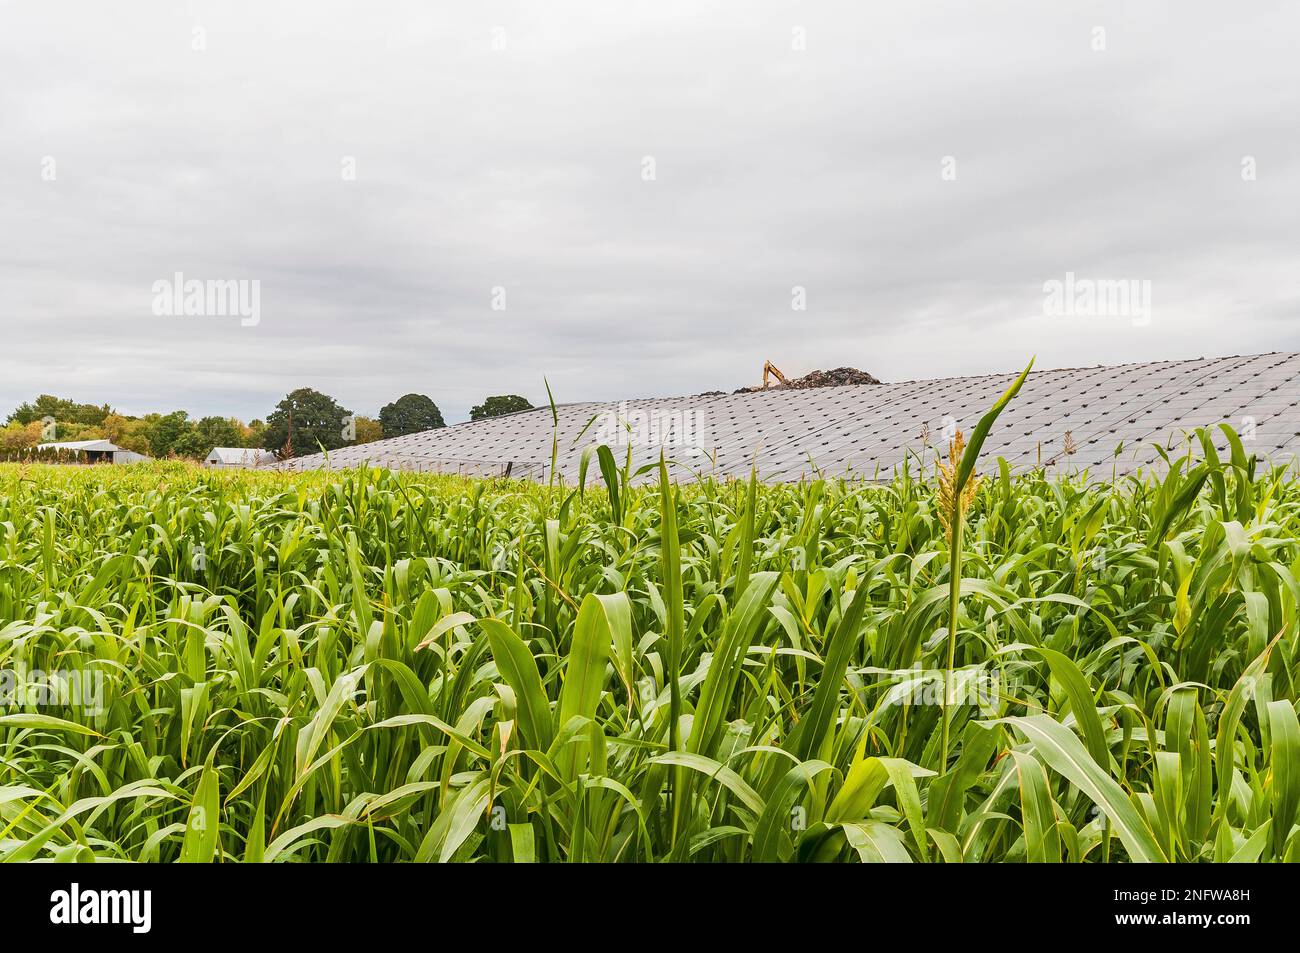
[[763, 360, 789, 389]]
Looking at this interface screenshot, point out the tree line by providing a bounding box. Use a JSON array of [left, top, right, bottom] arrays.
[[1, 390, 533, 461]]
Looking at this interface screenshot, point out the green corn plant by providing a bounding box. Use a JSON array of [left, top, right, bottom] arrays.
[[937, 359, 1033, 771]]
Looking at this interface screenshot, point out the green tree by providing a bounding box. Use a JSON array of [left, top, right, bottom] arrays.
[[244, 419, 267, 448], [470, 394, 533, 421], [173, 416, 246, 459], [100, 414, 151, 455], [7, 395, 113, 428], [145, 411, 194, 458], [262, 388, 352, 458], [379, 393, 445, 437]]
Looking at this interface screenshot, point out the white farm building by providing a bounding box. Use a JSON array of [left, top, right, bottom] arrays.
[[204, 447, 277, 469], [38, 439, 151, 464]]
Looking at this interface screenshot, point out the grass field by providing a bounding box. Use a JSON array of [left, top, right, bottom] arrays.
[[1, 429, 1298, 862]]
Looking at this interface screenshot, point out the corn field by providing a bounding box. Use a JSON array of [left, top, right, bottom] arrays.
[[1, 425, 1298, 863]]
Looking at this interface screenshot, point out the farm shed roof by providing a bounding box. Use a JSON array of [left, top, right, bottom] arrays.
[[275, 352, 1300, 483], [38, 439, 123, 452], [206, 447, 278, 466]]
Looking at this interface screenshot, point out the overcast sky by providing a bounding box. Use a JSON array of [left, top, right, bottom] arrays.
[[2, 1, 1298, 424]]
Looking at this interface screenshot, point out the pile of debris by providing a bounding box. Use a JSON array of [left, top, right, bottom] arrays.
[[786, 367, 882, 389], [735, 367, 881, 393]]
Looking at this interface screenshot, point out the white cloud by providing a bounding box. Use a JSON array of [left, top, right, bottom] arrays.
[[2, 0, 1298, 423]]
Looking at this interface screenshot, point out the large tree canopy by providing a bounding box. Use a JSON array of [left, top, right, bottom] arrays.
[[379, 393, 445, 437], [7, 395, 114, 427], [470, 394, 533, 421], [262, 388, 352, 458]]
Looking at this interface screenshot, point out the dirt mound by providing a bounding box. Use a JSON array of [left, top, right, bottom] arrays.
[[734, 367, 881, 393], [787, 367, 882, 389]]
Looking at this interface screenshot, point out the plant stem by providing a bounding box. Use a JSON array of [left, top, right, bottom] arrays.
[[941, 510, 963, 773]]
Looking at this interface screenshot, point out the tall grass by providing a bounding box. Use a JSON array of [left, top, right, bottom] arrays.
[[0, 428, 1297, 862]]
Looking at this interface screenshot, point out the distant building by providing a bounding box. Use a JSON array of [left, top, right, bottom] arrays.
[[37, 439, 151, 465], [204, 447, 277, 469]]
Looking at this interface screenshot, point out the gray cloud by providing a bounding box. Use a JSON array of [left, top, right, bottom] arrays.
[[2, 0, 1298, 424]]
